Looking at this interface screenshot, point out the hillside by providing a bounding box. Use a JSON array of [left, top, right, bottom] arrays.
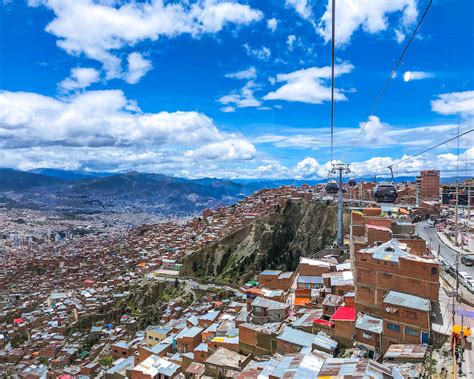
[[0, 170, 251, 215], [180, 199, 348, 284], [0, 170, 65, 191]]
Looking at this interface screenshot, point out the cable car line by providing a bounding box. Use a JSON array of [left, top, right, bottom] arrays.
[[342, 0, 433, 161], [387, 128, 473, 170], [329, 0, 336, 165]]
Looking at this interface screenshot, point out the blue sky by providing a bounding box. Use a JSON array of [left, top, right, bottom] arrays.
[[0, 0, 472, 178]]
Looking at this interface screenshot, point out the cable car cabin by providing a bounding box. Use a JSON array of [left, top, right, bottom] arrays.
[[348, 178, 357, 187], [374, 183, 398, 203], [325, 180, 339, 194]]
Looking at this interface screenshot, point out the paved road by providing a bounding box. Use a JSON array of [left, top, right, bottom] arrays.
[[416, 222, 474, 278]]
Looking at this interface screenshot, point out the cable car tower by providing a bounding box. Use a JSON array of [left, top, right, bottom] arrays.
[[330, 163, 350, 246]]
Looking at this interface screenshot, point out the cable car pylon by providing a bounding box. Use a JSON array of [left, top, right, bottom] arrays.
[[331, 162, 350, 246]]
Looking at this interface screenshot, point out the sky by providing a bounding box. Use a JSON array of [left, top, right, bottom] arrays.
[[0, 0, 473, 179]]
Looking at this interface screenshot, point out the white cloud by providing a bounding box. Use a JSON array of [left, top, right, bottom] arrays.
[[317, 0, 418, 46], [360, 115, 392, 144], [0, 89, 254, 157], [350, 147, 474, 178], [403, 71, 432, 82], [59, 67, 100, 91], [124, 52, 152, 84], [293, 157, 321, 178], [243, 43, 271, 60], [286, 35, 296, 51], [255, 120, 470, 150], [185, 139, 256, 161], [254, 134, 322, 149], [286, 0, 312, 20], [263, 63, 354, 104], [218, 81, 262, 109], [220, 106, 235, 113], [431, 90, 474, 116], [30, 0, 263, 79], [225, 67, 256, 80], [267, 18, 278, 32], [394, 28, 406, 43]]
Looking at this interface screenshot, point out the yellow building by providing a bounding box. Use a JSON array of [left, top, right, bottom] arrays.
[[146, 325, 172, 346]]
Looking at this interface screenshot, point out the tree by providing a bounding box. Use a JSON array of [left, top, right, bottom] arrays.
[[99, 354, 114, 367]]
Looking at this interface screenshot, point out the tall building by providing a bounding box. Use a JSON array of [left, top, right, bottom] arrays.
[[350, 207, 440, 354], [420, 170, 440, 201]]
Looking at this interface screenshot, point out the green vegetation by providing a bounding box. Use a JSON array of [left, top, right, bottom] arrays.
[[99, 354, 114, 367]]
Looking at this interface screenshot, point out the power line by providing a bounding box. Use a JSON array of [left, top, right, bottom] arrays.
[[388, 128, 473, 169], [342, 0, 433, 161], [330, 0, 336, 165]]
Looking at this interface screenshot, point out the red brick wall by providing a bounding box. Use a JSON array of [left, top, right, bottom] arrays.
[[239, 324, 257, 347], [177, 334, 202, 353], [193, 349, 209, 363], [355, 328, 381, 350], [334, 320, 354, 347], [111, 345, 129, 359], [363, 208, 381, 216], [366, 227, 392, 247], [355, 254, 439, 302], [398, 238, 426, 256], [299, 264, 332, 276]]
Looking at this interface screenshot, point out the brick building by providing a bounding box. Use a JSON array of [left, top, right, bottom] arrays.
[[258, 270, 295, 291], [350, 207, 439, 354], [175, 326, 203, 353], [249, 296, 289, 324], [419, 170, 440, 201]]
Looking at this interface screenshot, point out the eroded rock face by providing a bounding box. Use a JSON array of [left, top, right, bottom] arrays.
[[181, 200, 348, 284]]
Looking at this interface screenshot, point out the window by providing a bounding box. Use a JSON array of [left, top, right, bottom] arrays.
[[362, 332, 372, 339], [405, 327, 420, 337], [338, 290, 344, 295], [431, 267, 438, 275], [387, 322, 400, 332]]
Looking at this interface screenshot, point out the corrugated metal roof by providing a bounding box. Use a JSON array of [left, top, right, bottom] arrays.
[[313, 331, 338, 352], [384, 344, 427, 360], [251, 296, 288, 310], [322, 294, 343, 307], [277, 326, 317, 347], [199, 310, 220, 321], [364, 239, 409, 262], [384, 290, 430, 312], [300, 257, 331, 267], [260, 269, 282, 276], [175, 326, 203, 339], [298, 276, 324, 284], [355, 313, 383, 334], [319, 357, 392, 378]]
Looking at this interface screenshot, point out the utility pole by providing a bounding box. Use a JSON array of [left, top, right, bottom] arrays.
[[455, 119, 460, 246], [331, 163, 351, 246]]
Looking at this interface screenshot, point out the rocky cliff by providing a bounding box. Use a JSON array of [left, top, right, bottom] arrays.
[[180, 199, 348, 284]]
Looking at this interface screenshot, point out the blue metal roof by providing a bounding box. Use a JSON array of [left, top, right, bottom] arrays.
[[384, 290, 430, 312]]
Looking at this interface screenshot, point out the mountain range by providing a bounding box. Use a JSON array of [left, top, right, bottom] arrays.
[[0, 168, 468, 215]]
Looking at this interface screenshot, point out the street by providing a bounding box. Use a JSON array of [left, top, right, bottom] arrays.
[[416, 221, 474, 278]]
